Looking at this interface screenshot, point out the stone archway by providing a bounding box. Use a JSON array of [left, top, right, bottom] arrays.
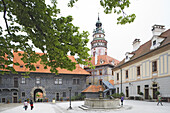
[[30, 87, 46, 102]]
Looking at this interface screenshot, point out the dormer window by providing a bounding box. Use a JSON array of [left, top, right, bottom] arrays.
[[20, 65, 23, 68], [100, 59, 104, 64], [153, 40, 156, 46], [111, 60, 115, 65], [36, 66, 40, 69]]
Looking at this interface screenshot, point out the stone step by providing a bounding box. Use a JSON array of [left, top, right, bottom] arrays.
[[78, 105, 89, 110], [82, 105, 89, 108]]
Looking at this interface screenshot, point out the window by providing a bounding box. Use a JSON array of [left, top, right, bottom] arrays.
[[126, 70, 128, 79], [54, 78, 62, 85], [14, 77, 18, 88], [75, 92, 78, 96], [152, 61, 157, 72], [137, 66, 140, 76], [117, 73, 119, 80], [73, 78, 80, 85], [20, 65, 23, 68], [145, 85, 149, 88], [153, 40, 156, 46], [112, 70, 114, 75], [152, 84, 157, 87], [66, 79, 69, 84], [99, 69, 102, 75], [36, 77, 40, 84], [117, 87, 119, 94], [93, 52, 95, 56], [63, 92, 66, 97], [22, 92, 25, 97], [137, 86, 140, 94], [94, 70, 97, 75], [99, 79, 102, 85], [21, 77, 26, 84], [73, 79, 76, 85], [126, 56, 128, 59], [59, 78, 62, 84], [13, 92, 18, 96]]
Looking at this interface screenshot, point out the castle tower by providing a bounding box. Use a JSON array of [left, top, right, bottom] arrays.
[[91, 15, 107, 57]]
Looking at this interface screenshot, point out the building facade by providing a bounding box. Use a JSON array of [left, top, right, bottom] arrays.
[[0, 52, 89, 103], [113, 25, 170, 101]]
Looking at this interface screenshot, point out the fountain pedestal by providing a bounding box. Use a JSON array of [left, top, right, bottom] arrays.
[[84, 98, 120, 109]]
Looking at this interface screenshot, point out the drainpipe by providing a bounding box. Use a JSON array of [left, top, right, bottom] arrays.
[[120, 68, 122, 94], [118, 67, 122, 94], [93, 68, 94, 85]]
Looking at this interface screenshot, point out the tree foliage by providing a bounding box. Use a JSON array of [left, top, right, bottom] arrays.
[[0, 0, 90, 74], [0, 0, 135, 74]]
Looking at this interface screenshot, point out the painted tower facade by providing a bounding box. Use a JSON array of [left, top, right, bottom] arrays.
[[91, 16, 107, 57]]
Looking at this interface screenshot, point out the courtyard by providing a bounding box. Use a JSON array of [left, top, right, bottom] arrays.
[[0, 100, 170, 113]]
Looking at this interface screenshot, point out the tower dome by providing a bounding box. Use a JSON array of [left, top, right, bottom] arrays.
[[96, 16, 102, 28]]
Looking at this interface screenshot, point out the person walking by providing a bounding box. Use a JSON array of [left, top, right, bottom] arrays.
[[24, 100, 28, 110], [157, 95, 163, 106], [121, 96, 124, 106], [30, 100, 34, 110]]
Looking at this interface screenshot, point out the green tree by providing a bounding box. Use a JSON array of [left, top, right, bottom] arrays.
[[0, 0, 90, 74], [0, 0, 135, 74]]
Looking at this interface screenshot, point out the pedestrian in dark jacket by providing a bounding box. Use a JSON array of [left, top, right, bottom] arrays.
[[30, 100, 34, 110], [121, 96, 124, 106]]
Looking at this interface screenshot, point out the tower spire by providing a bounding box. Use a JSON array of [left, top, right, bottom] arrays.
[[98, 13, 100, 21]]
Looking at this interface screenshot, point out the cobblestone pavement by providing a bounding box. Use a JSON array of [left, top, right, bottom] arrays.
[[0, 100, 170, 113]]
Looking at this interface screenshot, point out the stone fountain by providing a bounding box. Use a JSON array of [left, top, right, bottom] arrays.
[[83, 89, 120, 109]]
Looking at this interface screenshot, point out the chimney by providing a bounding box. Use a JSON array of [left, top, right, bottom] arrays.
[[152, 24, 165, 36], [132, 39, 140, 51]]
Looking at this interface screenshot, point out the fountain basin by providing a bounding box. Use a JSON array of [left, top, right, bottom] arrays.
[[84, 98, 120, 109]]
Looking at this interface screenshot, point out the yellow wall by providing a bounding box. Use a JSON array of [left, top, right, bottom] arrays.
[[114, 50, 170, 84]]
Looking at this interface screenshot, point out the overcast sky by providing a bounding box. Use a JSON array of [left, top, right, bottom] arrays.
[[57, 0, 170, 61]]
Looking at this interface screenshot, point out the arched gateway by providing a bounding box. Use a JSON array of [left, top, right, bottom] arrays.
[[31, 87, 46, 102]]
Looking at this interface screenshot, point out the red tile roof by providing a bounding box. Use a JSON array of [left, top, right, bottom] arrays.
[[12, 51, 90, 75], [85, 55, 119, 68], [82, 85, 105, 93]]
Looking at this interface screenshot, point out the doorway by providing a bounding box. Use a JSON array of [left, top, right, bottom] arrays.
[[144, 85, 149, 99], [13, 97, 17, 103], [56, 93, 60, 101], [126, 87, 129, 97], [152, 83, 158, 99], [34, 89, 43, 102]]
